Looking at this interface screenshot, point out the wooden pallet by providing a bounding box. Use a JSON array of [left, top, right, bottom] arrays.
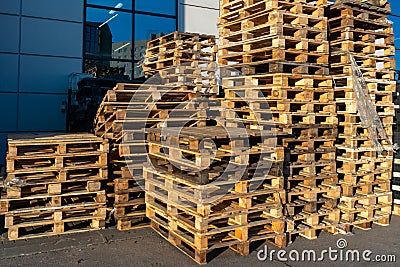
[[146, 126, 282, 185], [336, 212, 390, 233], [330, 0, 391, 15], [225, 87, 334, 103], [330, 40, 395, 57], [4, 180, 103, 199], [150, 217, 285, 265], [225, 98, 336, 111], [286, 172, 338, 189], [219, 5, 328, 25], [0, 190, 106, 214], [220, 0, 325, 21], [340, 179, 391, 196], [144, 59, 217, 76], [147, 193, 284, 235], [229, 60, 329, 76], [94, 89, 204, 139], [286, 207, 340, 240], [146, 49, 216, 63], [146, 193, 286, 264], [328, 26, 394, 44], [330, 54, 395, 72], [338, 202, 392, 223], [144, 166, 285, 208], [4, 167, 107, 185], [287, 222, 338, 242], [339, 171, 391, 186], [338, 191, 392, 209], [143, 32, 217, 77], [146, 31, 216, 50], [231, 108, 337, 126], [287, 184, 341, 208], [220, 22, 327, 46], [333, 76, 396, 92], [329, 15, 392, 33], [4, 204, 106, 240], [7, 134, 108, 157], [116, 215, 149, 231], [7, 153, 107, 173]]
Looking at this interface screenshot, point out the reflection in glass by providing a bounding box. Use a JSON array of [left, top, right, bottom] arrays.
[[136, 0, 176, 16], [85, 59, 132, 79], [134, 14, 176, 78], [85, 7, 132, 60], [87, 0, 132, 10]]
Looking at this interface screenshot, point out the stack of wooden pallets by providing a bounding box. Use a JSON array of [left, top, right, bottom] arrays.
[[0, 134, 108, 240], [143, 32, 219, 94], [144, 127, 286, 264], [327, 0, 395, 231], [94, 31, 222, 230], [94, 82, 215, 230], [218, 0, 340, 241], [94, 83, 147, 230]]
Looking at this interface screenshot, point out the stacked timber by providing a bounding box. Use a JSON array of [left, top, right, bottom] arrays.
[[94, 83, 215, 230], [95, 32, 220, 230], [0, 134, 107, 240], [94, 83, 147, 230], [143, 32, 219, 94], [144, 127, 286, 264], [328, 0, 395, 231], [218, 0, 340, 241]]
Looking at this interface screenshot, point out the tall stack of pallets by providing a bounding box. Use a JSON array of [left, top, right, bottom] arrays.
[[144, 127, 286, 264], [218, 0, 340, 241], [327, 0, 395, 231], [94, 83, 210, 230], [94, 83, 148, 230], [0, 134, 108, 240], [94, 32, 220, 230]]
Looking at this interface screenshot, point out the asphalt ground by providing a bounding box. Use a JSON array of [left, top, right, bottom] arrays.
[[0, 216, 399, 267]]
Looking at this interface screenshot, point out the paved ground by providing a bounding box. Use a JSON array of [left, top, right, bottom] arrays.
[[0, 216, 399, 267]]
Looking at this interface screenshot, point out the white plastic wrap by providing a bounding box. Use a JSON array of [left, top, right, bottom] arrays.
[[350, 54, 391, 154]]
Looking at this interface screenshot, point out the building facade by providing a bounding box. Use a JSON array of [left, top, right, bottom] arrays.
[[0, 0, 219, 164]]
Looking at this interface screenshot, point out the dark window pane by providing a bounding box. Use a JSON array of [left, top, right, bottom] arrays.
[[85, 7, 132, 60], [134, 14, 176, 78], [85, 59, 132, 79], [87, 0, 132, 10], [136, 0, 176, 16]]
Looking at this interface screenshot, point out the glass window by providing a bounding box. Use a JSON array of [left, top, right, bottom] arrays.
[[87, 0, 132, 10], [84, 1, 178, 80], [85, 59, 133, 79], [86, 7, 132, 60], [136, 0, 176, 16], [134, 14, 176, 78]]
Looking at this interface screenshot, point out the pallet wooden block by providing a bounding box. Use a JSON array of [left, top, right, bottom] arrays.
[[4, 204, 106, 240], [144, 163, 287, 264]]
